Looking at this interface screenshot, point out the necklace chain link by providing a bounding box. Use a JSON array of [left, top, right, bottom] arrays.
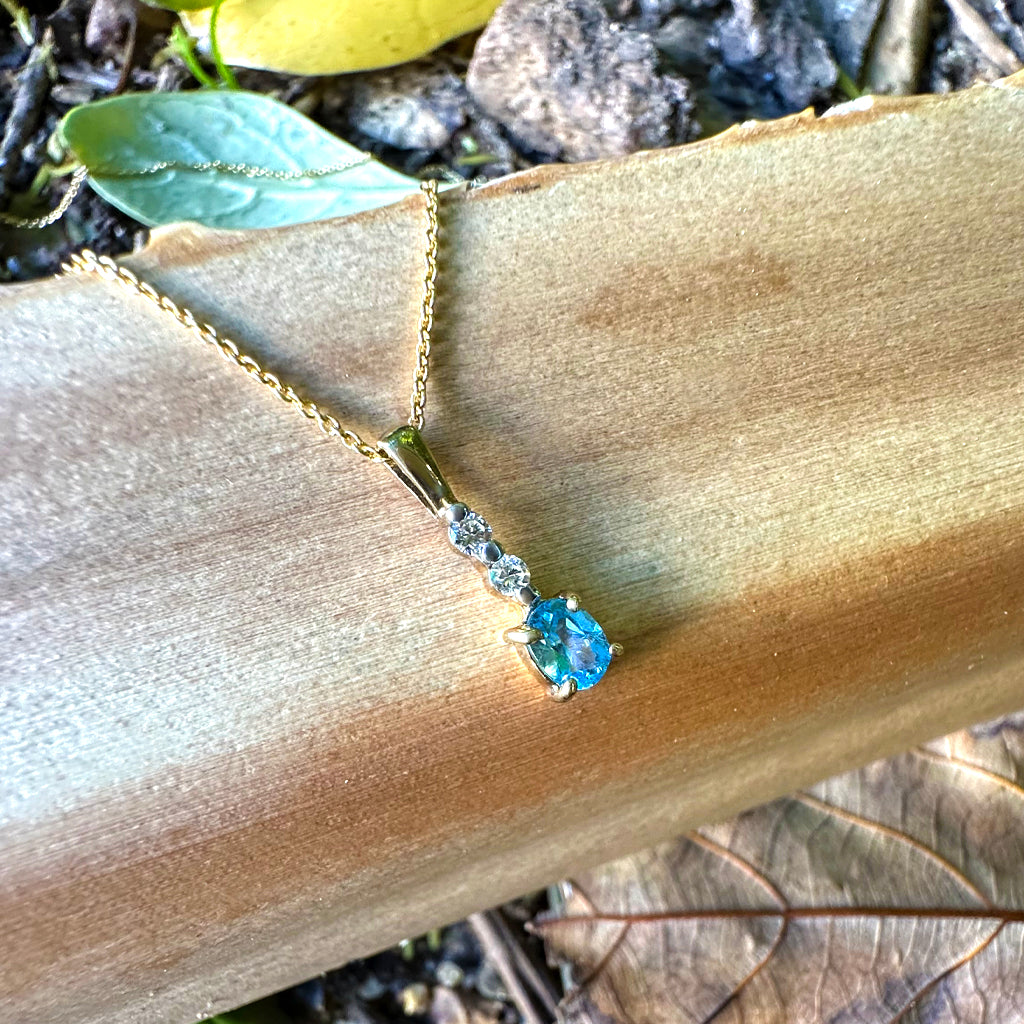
[[59, 179, 440, 462], [409, 177, 438, 430], [0, 166, 89, 229], [81, 155, 374, 181], [0, 157, 374, 229]]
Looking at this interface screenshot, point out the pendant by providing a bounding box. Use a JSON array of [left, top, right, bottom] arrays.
[[378, 426, 621, 701]]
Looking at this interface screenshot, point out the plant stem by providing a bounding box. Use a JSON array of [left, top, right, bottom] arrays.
[[208, 0, 240, 90], [0, 0, 34, 47], [169, 22, 219, 89], [836, 67, 862, 100]]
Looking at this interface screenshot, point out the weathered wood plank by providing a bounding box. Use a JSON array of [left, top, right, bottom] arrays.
[[3, 81, 1024, 1024]]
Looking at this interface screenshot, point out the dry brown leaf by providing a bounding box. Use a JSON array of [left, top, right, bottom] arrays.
[[533, 713, 1024, 1023]]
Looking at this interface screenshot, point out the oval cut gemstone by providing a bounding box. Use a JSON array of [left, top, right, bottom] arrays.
[[525, 597, 611, 690]]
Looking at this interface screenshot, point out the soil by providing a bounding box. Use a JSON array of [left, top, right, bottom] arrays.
[[1, 0, 1020, 282], [272, 899, 561, 1024]]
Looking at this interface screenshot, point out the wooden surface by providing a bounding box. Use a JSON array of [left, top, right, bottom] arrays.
[[4, 80, 1024, 1024]]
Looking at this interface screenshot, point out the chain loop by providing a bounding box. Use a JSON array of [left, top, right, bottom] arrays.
[[409, 179, 439, 430], [85, 156, 373, 181], [0, 166, 89, 229], [0, 158, 374, 230], [60, 183, 442, 462]]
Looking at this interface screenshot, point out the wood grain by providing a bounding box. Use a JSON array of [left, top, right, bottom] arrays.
[[4, 80, 1024, 1024]]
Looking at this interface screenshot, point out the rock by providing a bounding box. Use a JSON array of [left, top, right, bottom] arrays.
[[603, 0, 692, 26], [451, 113, 517, 179], [84, 0, 135, 58], [434, 960, 465, 988], [467, 0, 696, 162], [655, 13, 717, 74], [806, 0, 886, 78], [400, 982, 431, 1016], [347, 64, 468, 152], [930, 21, 1017, 89], [711, 0, 838, 118], [474, 961, 508, 1002], [956, 0, 1024, 62]]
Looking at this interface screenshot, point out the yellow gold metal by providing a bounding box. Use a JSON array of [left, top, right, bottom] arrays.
[[0, 166, 88, 228], [378, 424, 455, 514], [59, 179, 441, 463], [42, 172, 614, 705], [549, 679, 578, 702], [83, 156, 373, 181], [409, 180, 439, 431], [0, 157, 374, 230], [503, 626, 543, 645]]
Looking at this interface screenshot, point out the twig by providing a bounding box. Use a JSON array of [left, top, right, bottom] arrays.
[[112, 2, 138, 96], [487, 907, 561, 1018], [545, 884, 576, 998], [944, 0, 1021, 75], [59, 62, 121, 89], [0, 31, 53, 206], [862, 0, 933, 94], [468, 910, 554, 1024]]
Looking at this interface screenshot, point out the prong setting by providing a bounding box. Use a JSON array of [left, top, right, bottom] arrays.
[[479, 540, 503, 566], [548, 678, 578, 702], [441, 502, 467, 524], [504, 626, 543, 646], [411, 485, 619, 700]]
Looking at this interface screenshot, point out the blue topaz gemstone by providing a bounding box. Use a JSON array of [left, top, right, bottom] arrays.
[[378, 428, 618, 701], [525, 597, 612, 691]]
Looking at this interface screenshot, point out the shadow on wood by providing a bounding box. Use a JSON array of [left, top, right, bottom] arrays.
[[3, 78, 1024, 1024]]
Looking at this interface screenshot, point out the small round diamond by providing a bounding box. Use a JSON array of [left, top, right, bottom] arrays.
[[447, 511, 491, 557], [488, 554, 531, 598]]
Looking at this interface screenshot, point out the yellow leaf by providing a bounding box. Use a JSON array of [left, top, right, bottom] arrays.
[[182, 0, 501, 75]]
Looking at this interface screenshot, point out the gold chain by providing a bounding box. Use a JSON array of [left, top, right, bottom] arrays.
[[409, 176, 438, 429], [81, 155, 373, 181], [0, 156, 372, 229], [60, 179, 441, 462], [0, 166, 89, 228]]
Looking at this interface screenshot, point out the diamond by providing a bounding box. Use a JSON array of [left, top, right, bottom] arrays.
[[447, 511, 491, 557], [525, 598, 611, 691], [488, 554, 531, 597]]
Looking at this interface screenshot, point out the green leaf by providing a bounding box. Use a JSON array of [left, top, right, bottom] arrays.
[[59, 91, 420, 230], [141, 0, 217, 12], [200, 996, 292, 1024]]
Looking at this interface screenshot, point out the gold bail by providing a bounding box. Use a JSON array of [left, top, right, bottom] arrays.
[[377, 426, 456, 516]]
